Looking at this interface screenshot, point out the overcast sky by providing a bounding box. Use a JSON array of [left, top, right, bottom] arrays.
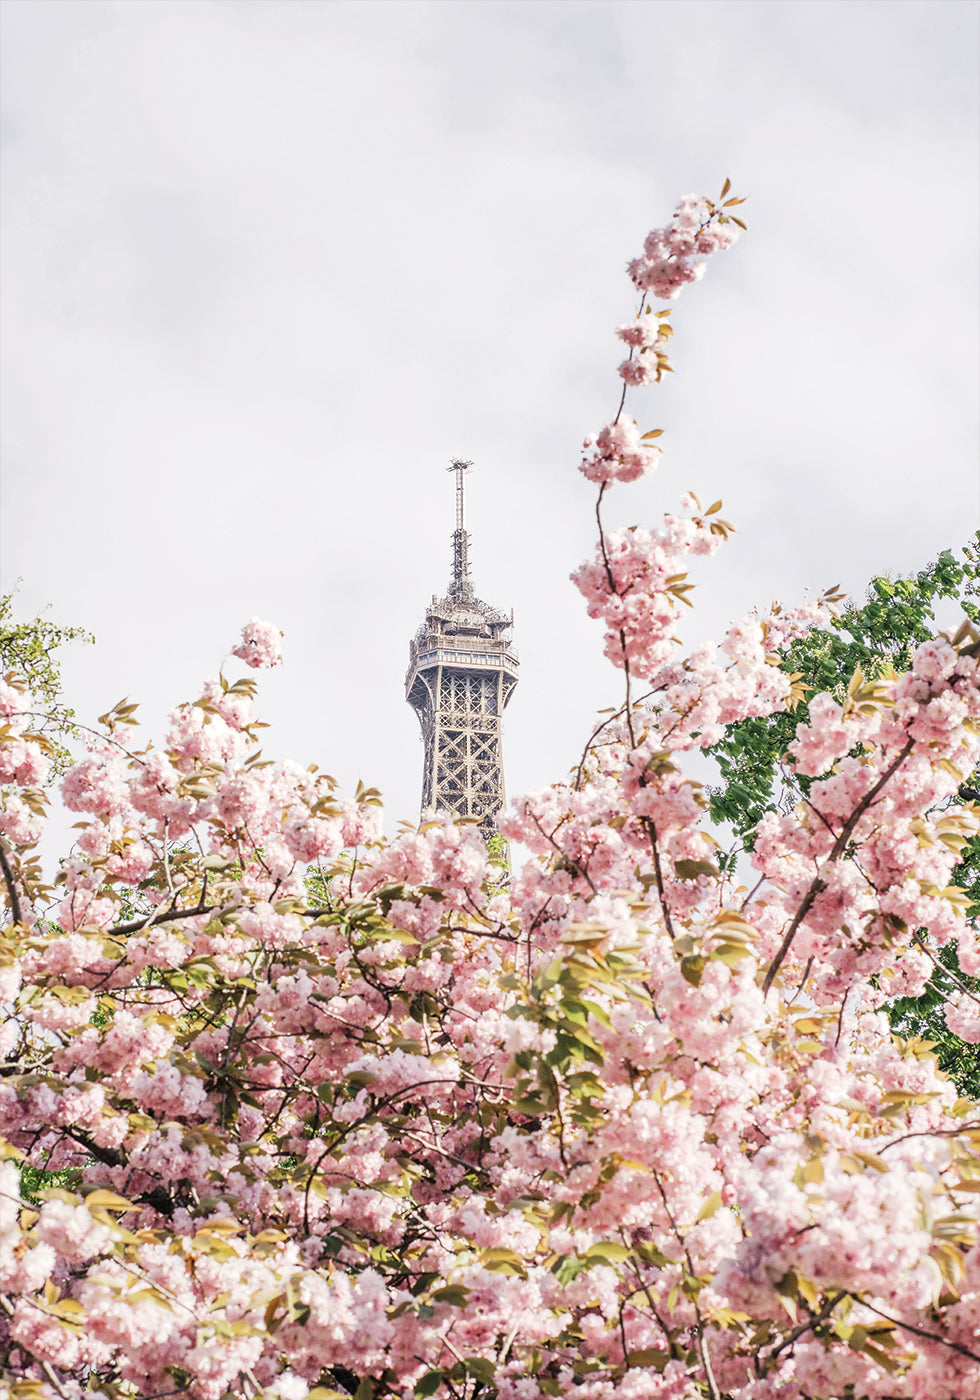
[[2, 0, 978, 841]]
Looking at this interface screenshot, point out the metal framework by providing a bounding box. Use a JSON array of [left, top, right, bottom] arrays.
[[406, 460, 518, 835]]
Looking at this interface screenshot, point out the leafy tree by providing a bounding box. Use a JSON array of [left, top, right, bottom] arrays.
[[0, 587, 93, 775]]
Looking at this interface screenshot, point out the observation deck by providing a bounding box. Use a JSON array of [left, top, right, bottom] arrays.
[[406, 600, 519, 701]]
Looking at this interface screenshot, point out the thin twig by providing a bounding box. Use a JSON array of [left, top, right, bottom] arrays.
[[622, 640, 637, 748], [41, 1362, 72, 1400], [595, 482, 616, 595], [527, 808, 597, 893], [848, 1293, 980, 1363], [879, 1121, 980, 1153], [912, 933, 980, 1007], [649, 1171, 720, 1400]]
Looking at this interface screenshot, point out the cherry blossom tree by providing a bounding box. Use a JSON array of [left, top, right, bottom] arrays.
[[2, 186, 979, 1400], [704, 543, 980, 1095]]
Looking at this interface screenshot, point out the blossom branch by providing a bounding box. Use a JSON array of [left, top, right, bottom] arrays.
[[762, 735, 915, 995]]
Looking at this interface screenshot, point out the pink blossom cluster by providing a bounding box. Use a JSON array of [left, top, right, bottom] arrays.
[[0, 679, 50, 852], [579, 415, 663, 485], [626, 194, 740, 301], [232, 616, 283, 669], [616, 312, 672, 386], [2, 191, 979, 1400], [945, 990, 980, 1043], [596, 602, 831, 756]]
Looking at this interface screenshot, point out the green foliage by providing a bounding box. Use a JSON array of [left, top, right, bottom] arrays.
[[0, 586, 94, 775], [485, 831, 508, 864], [485, 830, 511, 894], [17, 1161, 83, 1204], [708, 539, 979, 837], [305, 862, 338, 911], [707, 537, 980, 1096]]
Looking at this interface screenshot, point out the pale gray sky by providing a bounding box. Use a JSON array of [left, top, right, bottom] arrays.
[[2, 0, 978, 835]]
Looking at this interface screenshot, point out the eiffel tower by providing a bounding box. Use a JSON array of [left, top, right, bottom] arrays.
[[405, 461, 519, 836]]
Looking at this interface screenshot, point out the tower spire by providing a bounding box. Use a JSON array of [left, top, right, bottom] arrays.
[[406, 457, 519, 838], [448, 458, 473, 599]]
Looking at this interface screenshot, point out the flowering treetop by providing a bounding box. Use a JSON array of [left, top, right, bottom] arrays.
[[1, 184, 978, 1400]]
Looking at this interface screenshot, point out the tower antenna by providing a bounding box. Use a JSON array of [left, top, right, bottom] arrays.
[[448, 458, 473, 598]]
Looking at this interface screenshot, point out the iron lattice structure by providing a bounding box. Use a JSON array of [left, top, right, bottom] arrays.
[[406, 461, 518, 836]]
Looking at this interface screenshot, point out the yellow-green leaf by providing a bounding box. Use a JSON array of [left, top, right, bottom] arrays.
[[696, 1191, 723, 1222], [81, 1190, 134, 1212], [585, 1240, 632, 1263]]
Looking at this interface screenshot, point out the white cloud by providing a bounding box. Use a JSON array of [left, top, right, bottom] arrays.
[[2, 0, 977, 840]]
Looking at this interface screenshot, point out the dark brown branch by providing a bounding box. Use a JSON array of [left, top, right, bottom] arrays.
[[879, 1121, 980, 1153], [109, 902, 215, 938], [302, 1076, 483, 1234], [574, 676, 670, 792], [61, 1125, 127, 1169], [0, 840, 23, 926], [574, 707, 629, 792], [621, 637, 637, 749], [595, 481, 616, 595]]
